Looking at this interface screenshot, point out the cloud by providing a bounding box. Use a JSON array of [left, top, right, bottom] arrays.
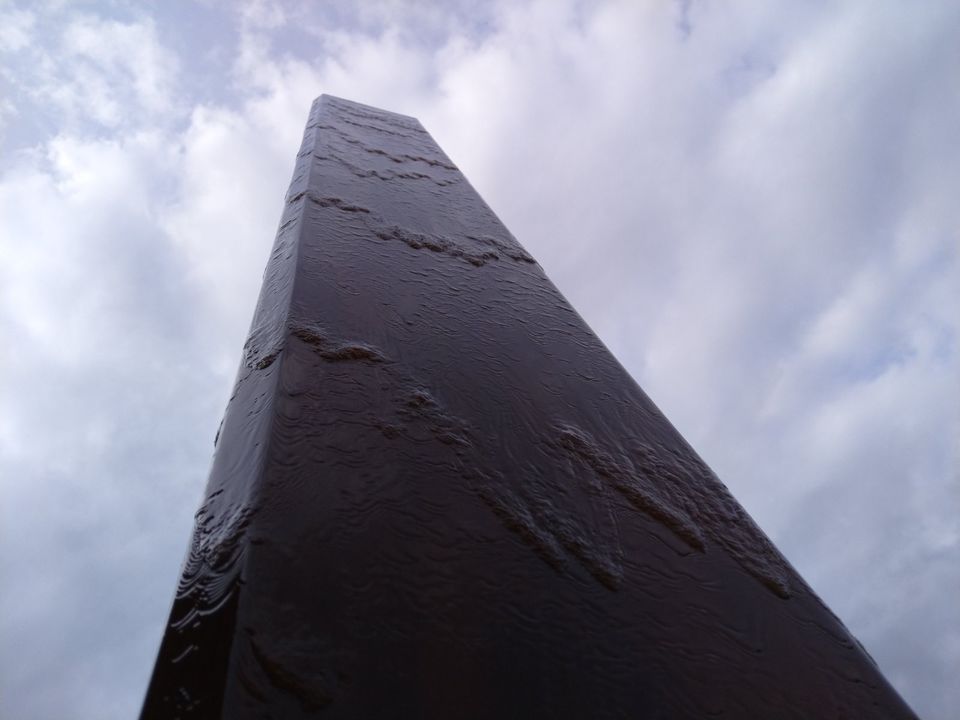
[[0, 5, 33, 52], [0, 0, 956, 717], [2, 9, 180, 134], [0, 130, 215, 718], [62, 15, 180, 116]]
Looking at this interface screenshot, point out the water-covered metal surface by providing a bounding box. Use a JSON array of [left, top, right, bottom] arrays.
[[141, 95, 917, 719]]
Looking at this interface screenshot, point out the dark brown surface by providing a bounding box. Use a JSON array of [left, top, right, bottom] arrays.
[[141, 95, 917, 719]]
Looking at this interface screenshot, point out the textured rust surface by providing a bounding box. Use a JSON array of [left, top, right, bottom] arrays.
[[140, 95, 917, 719]]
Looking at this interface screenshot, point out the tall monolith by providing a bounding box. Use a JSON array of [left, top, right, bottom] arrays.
[[140, 95, 916, 719]]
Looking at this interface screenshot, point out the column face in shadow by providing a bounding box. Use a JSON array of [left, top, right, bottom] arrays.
[[139, 95, 917, 720]]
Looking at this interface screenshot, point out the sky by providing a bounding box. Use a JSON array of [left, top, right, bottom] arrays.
[[0, 0, 957, 718]]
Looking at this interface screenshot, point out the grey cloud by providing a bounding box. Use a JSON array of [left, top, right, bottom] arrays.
[[1, 1, 956, 718]]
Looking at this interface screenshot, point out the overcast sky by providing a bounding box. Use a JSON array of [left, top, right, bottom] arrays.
[[1, 1, 957, 718]]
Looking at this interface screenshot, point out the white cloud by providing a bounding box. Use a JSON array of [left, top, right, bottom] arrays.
[[1, 0, 957, 717], [0, 130, 217, 718], [239, 0, 288, 31], [0, 6, 33, 52], [66, 15, 180, 114], [3, 11, 182, 133], [161, 101, 302, 373]]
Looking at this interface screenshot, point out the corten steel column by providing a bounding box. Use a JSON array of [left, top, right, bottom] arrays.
[[141, 95, 916, 719]]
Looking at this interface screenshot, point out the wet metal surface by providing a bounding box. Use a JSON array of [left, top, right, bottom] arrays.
[[141, 95, 917, 719]]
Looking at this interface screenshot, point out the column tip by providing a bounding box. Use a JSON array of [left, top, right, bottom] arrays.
[[313, 93, 420, 122]]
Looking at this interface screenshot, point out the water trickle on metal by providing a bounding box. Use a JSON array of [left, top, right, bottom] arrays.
[[140, 95, 917, 719]]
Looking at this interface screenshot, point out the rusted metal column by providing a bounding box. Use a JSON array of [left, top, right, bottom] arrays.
[[141, 95, 916, 719]]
